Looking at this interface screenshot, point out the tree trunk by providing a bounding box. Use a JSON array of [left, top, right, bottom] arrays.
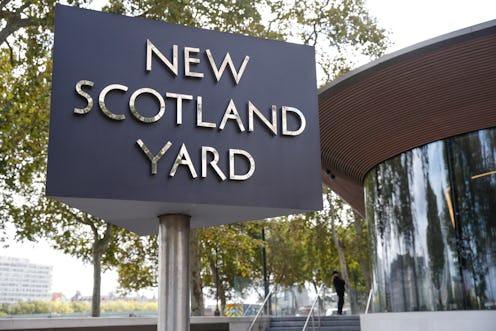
[[353, 211, 371, 289], [92, 249, 102, 317], [91, 223, 113, 317], [330, 215, 349, 286], [190, 230, 204, 316], [218, 277, 226, 314], [208, 254, 226, 315]]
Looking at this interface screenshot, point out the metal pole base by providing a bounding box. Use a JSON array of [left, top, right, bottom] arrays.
[[158, 214, 191, 331]]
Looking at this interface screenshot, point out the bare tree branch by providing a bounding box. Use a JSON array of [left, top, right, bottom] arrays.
[[0, 0, 10, 11], [5, 38, 14, 65], [80, 213, 98, 234], [15, 2, 31, 14], [0, 16, 36, 45]]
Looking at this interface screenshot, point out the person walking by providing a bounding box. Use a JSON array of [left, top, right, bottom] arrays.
[[332, 270, 345, 315]]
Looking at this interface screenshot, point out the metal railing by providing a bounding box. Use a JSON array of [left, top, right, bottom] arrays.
[[247, 286, 276, 331], [301, 284, 325, 331], [365, 288, 373, 314]]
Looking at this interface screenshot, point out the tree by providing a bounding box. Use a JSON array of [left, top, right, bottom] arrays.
[[0, 0, 89, 194], [263, 202, 373, 316], [266, 216, 310, 287], [1, 0, 388, 316], [285, 0, 389, 82], [114, 223, 265, 316], [6, 194, 123, 317], [0, 0, 57, 46], [193, 223, 264, 315], [102, 0, 283, 40], [352, 210, 371, 289]]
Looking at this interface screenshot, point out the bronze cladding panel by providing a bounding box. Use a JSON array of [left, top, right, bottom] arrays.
[[319, 22, 496, 214]]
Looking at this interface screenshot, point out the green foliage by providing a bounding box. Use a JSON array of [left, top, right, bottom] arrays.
[[0, 300, 157, 316], [0, 49, 50, 194], [6, 300, 50, 315], [103, 0, 281, 39], [275, 0, 389, 83], [266, 216, 312, 286], [115, 222, 266, 314], [266, 191, 372, 295], [70, 301, 90, 313], [198, 222, 264, 302], [100, 300, 157, 312], [115, 232, 158, 292]]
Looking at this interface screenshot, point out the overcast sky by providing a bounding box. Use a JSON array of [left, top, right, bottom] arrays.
[[3, 0, 496, 298], [367, 0, 496, 51]]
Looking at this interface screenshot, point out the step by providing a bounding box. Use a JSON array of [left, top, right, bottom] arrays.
[[267, 327, 360, 331], [270, 316, 359, 323], [268, 316, 360, 331], [270, 321, 360, 327]]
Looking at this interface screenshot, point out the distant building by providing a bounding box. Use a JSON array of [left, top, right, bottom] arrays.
[[0, 256, 53, 304]]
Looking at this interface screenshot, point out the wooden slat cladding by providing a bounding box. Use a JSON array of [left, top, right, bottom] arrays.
[[319, 22, 496, 214]]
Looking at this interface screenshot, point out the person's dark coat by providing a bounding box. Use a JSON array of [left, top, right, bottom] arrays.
[[333, 276, 345, 295]]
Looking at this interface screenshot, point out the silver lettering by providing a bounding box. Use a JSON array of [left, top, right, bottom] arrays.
[[196, 96, 216, 128], [146, 39, 178, 76], [229, 149, 255, 180], [166, 92, 193, 125], [170, 143, 198, 178], [206, 49, 249, 85], [201, 146, 227, 181], [136, 139, 172, 175], [184, 47, 204, 79], [219, 99, 245, 132], [129, 88, 165, 123], [282, 106, 306, 136], [74, 80, 94, 114], [248, 101, 277, 135], [99, 84, 128, 120]]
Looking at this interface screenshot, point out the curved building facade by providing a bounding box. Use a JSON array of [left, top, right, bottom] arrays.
[[365, 128, 496, 312], [319, 20, 496, 313]]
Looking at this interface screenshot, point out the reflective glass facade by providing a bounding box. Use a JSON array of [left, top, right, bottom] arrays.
[[365, 128, 496, 312]]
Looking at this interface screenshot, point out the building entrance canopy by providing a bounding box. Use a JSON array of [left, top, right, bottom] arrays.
[[319, 20, 496, 214]]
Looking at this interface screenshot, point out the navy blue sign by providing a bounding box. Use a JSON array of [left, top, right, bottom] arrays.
[[47, 5, 322, 234]]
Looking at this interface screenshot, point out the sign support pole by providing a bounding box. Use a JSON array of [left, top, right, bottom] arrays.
[[157, 214, 191, 331]]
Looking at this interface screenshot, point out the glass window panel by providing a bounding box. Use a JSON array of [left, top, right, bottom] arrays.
[[363, 127, 496, 312]]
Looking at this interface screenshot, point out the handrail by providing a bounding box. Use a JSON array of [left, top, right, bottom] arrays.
[[365, 288, 373, 314], [302, 284, 324, 331], [247, 285, 275, 331]]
